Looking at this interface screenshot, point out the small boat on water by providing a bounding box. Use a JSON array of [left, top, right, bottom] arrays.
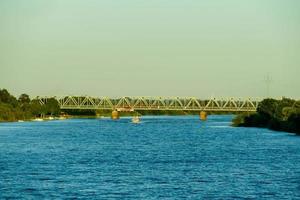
[[33, 118, 43, 122], [131, 116, 140, 123]]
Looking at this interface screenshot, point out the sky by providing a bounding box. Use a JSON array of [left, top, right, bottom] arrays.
[[0, 0, 299, 98]]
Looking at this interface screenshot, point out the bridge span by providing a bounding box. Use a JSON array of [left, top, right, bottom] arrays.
[[37, 96, 260, 112]]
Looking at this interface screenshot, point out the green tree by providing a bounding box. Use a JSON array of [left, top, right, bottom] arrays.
[[44, 98, 60, 116], [0, 89, 11, 103], [257, 98, 278, 118], [18, 94, 30, 104], [0, 103, 14, 121], [30, 99, 44, 117], [274, 98, 295, 120], [0, 89, 18, 107]]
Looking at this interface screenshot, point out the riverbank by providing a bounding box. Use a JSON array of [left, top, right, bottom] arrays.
[[232, 98, 300, 135], [0, 88, 60, 122]]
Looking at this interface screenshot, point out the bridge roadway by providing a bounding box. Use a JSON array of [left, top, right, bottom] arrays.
[[37, 96, 260, 112]]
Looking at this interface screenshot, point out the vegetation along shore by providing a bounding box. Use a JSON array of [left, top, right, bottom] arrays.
[[0, 88, 60, 122], [233, 98, 300, 134]]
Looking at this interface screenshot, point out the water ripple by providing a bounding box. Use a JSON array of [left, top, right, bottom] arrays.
[[1, 115, 300, 199]]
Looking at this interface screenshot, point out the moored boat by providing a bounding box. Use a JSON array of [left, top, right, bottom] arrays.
[[33, 118, 43, 122], [131, 116, 140, 123]]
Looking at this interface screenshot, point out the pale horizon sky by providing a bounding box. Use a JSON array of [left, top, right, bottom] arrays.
[[0, 0, 299, 99]]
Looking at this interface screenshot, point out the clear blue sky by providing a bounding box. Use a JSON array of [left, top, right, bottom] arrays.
[[0, 0, 299, 98]]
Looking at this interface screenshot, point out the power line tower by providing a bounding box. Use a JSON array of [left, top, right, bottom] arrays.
[[264, 74, 272, 98]]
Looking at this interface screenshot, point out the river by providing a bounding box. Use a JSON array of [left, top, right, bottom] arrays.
[[1, 115, 300, 199]]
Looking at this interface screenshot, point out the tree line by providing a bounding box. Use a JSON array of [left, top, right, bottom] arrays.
[[0, 88, 60, 122], [233, 98, 300, 134]]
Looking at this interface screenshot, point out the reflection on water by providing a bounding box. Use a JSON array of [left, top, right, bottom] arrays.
[[1, 115, 300, 199]]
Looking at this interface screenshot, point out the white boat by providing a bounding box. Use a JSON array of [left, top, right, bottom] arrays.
[[18, 120, 24, 122], [33, 118, 43, 122], [131, 116, 140, 123]]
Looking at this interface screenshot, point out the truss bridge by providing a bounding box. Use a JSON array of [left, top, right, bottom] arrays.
[[37, 96, 260, 112]]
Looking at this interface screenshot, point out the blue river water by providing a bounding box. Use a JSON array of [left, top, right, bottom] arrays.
[[1, 115, 300, 199]]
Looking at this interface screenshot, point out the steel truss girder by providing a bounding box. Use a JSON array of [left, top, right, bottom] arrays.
[[37, 96, 260, 112]]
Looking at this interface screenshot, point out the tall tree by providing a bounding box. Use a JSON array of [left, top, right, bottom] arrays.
[[45, 98, 60, 116], [0, 89, 18, 107]]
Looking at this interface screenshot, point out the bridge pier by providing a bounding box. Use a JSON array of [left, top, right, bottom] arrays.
[[200, 111, 207, 121], [111, 110, 119, 120]]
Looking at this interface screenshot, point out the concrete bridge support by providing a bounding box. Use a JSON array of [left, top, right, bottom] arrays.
[[200, 111, 207, 121], [111, 110, 119, 120]]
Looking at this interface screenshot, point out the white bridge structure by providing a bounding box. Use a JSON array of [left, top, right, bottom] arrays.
[[37, 96, 260, 112]]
